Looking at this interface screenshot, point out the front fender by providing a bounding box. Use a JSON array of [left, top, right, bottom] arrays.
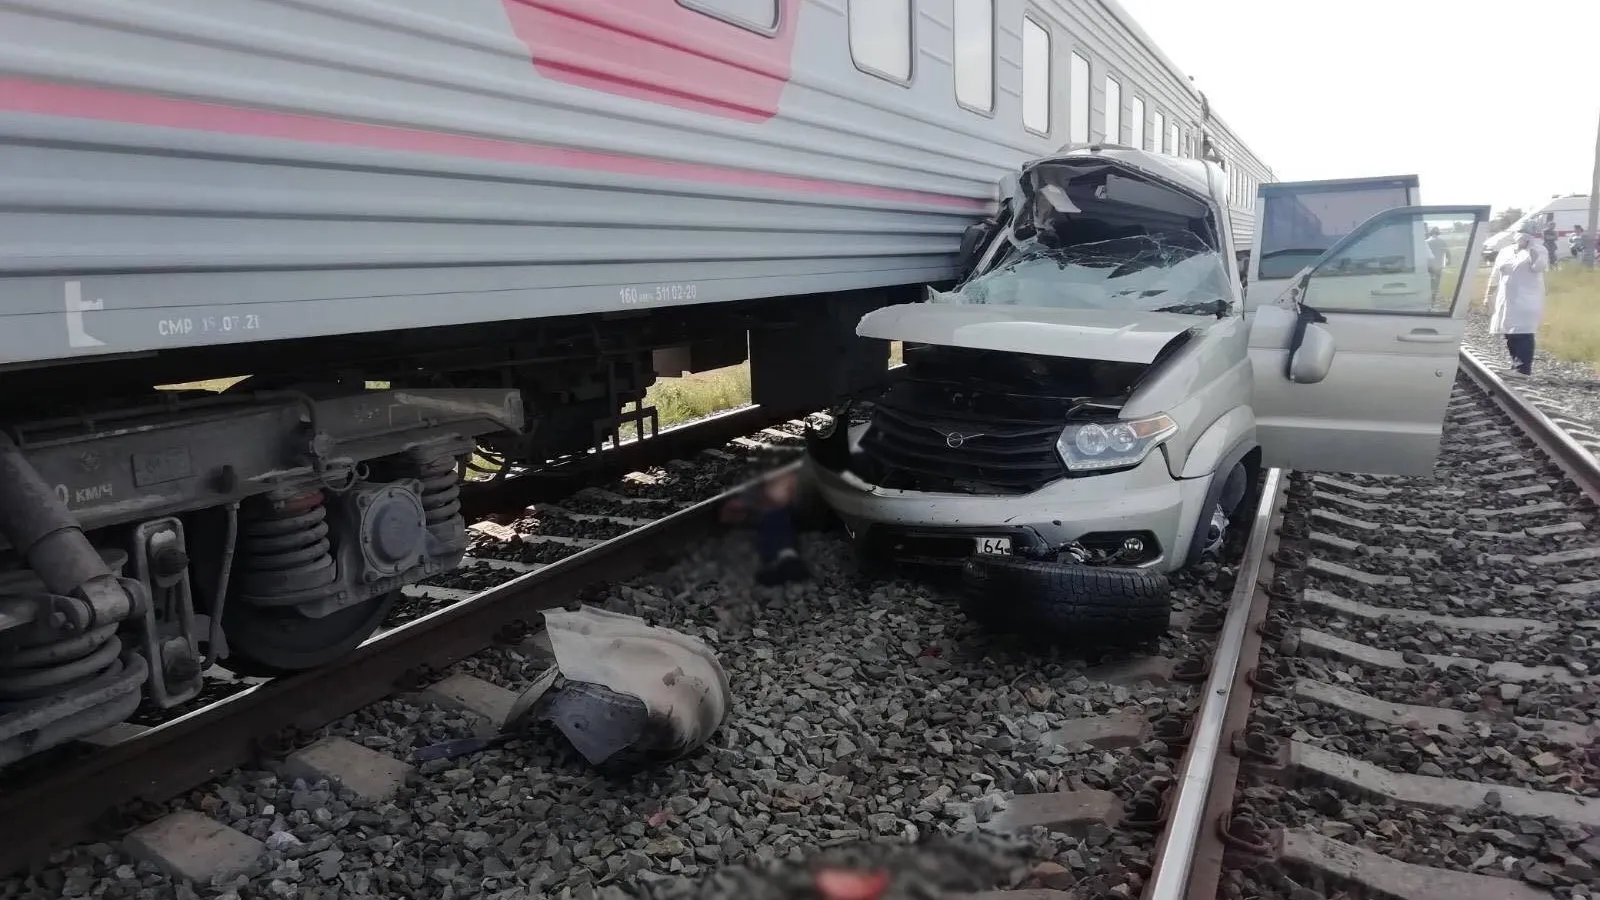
[[1177, 406, 1256, 480], [1177, 407, 1258, 568]]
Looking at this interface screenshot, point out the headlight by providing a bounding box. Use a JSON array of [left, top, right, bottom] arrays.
[[1056, 414, 1178, 472]]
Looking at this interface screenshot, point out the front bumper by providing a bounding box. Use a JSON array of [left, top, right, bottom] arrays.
[[806, 447, 1213, 574]]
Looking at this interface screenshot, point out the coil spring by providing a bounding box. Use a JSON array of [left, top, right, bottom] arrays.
[[0, 619, 123, 703], [237, 490, 339, 606], [411, 453, 463, 537]]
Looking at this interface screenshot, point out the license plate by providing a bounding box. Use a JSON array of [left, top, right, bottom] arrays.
[[975, 536, 1012, 556]]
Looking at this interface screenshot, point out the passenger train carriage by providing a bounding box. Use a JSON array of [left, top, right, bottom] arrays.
[[0, 0, 1272, 766]]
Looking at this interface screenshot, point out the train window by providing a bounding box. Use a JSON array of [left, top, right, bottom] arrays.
[[953, 0, 995, 113], [1131, 96, 1146, 149], [849, 0, 913, 83], [677, 0, 780, 32], [1021, 16, 1050, 134], [1152, 110, 1165, 153], [1103, 76, 1121, 143], [1069, 52, 1090, 143]]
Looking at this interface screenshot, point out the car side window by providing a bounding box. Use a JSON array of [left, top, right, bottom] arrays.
[[1257, 185, 1413, 280], [1299, 211, 1477, 315]]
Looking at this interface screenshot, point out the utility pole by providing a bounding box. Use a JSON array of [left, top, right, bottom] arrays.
[[1587, 108, 1599, 268]]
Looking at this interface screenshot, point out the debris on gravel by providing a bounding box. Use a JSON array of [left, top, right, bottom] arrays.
[[6, 403, 1254, 900]]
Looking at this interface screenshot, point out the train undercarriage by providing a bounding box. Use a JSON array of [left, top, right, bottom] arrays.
[[0, 288, 902, 769]]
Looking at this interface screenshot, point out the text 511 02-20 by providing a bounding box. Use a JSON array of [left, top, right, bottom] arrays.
[[619, 283, 698, 305]]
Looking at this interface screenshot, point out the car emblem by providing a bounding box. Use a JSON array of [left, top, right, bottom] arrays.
[[945, 431, 979, 449]]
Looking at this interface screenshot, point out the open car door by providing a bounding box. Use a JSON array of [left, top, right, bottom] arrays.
[[1249, 204, 1491, 476], [1245, 175, 1421, 310]]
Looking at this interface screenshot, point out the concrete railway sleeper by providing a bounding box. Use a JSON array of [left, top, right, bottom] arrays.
[[1207, 359, 1600, 900], [5, 349, 1600, 900], [2, 402, 1258, 896], [0, 412, 819, 877]]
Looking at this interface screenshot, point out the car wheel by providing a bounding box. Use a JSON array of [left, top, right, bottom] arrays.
[[958, 555, 1171, 644]]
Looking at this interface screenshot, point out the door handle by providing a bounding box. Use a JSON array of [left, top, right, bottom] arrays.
[[1396, 329, 1454, 343]]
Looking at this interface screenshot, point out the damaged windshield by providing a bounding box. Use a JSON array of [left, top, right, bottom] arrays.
[[949, 232, 1234, 316]]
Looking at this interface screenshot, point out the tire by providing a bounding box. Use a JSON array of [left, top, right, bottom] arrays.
[[959, 555, 1171, 644]]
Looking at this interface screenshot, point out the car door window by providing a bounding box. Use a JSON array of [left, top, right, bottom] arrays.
[[1297, 210, 1483, 316], [1257, 182, 1414, 280]]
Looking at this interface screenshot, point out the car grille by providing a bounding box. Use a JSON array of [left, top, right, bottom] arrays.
[[859, 347, 1127, 495]]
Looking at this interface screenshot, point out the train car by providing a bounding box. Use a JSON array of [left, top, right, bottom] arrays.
[[0, 0, 1272, 766]]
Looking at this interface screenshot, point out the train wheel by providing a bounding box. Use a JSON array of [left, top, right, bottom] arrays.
[[221, 592, 397, 677]]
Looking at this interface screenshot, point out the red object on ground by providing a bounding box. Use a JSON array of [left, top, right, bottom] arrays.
[[814, 868, 891, 900]]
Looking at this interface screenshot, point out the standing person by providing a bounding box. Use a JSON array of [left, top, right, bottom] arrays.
[[1426, 226, 1448, 300], [1542, 215, 1560, 271], [1485, 223, 1550, 377]]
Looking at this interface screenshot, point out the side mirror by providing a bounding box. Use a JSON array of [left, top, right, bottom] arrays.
[[958, 221, 994, 271], [1288, 323, 1335, 384]]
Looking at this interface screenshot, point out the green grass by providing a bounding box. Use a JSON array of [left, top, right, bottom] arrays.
[[1537, 264, 1600, 368], [634, 340, 903, 433], [159, 340, 907, 471], [158, 377, 392, 392], [160, 376, 247, 393], [1462, 260, 1600, 368], [642, 363, 753, 427]]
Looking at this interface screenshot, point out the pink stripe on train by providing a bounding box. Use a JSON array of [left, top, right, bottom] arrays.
[[0, 77, 989, 212], [505, 0, 801, 123]]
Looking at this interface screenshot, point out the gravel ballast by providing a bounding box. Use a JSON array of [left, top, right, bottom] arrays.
[[1230, 378, 1600, 900], [6, 416, 1250, 900]]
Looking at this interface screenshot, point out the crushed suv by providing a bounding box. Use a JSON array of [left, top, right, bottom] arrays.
[[804, 147, 1489, 641]]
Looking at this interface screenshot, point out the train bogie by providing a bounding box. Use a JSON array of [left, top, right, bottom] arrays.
[[0, 387, 521, 763]]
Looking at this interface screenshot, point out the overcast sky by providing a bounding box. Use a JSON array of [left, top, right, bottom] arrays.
[[1117, 0, 1599, 214]]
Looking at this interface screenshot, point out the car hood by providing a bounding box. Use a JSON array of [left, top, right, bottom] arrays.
[[857, 303, 1217, 365]]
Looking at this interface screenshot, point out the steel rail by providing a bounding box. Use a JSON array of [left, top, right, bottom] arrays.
[[1458, 348, 1600, 502], [461, 364, 905, 519], [1145, 467, 1285, 900], [1143, 346, 1600, 895], [0, 462, 797, 874], [460, 404, 776, 520]]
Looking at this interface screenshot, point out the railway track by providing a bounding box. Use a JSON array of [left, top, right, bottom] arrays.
[[5, 352, 1599, 900], [1196, 351, 1600, 900], [0, 405, 816, 882]]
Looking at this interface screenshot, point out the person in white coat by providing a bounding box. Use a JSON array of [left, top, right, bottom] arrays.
[[1485, 223, 1550, 376]]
